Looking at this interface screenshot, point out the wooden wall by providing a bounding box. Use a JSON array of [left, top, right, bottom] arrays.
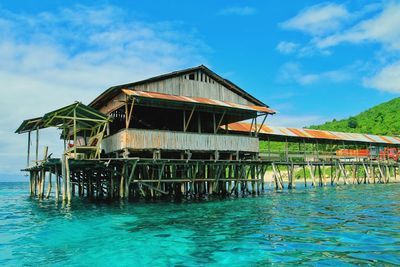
[[132, 72, 253, 105], [98, 70, 256, 114], [102, 129, 259, 154]]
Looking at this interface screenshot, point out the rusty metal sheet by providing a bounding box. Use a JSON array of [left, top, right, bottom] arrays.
[[303, 129, 338, 140], [381, 136, 400, 144], [289, 128, 314, 138], [122, 89, 275, 114], [378, 136, 393, 144], [226, 122, 400, 146]]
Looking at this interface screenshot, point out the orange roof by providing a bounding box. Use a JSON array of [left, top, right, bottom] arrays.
[[122, 89, 275, 114], [226, 122, 400, 145]]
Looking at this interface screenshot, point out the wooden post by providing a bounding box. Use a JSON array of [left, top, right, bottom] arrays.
[[35, 128, 39, 166], [307, 162, 316, 187], [66, 156, 71, 202], [61, 155, 67, 201], [29, 172, 34, 196], [27, 131, 31, 167], [55, 166, 60, 200], [39, 146, 48, 199], [46, 171, 52, 198], [120, 164, 126, 199], [183, 110, 186, 132], [197, 112, 201, 133], [33, 171, 37, 196], [302, 164, 307, 187]]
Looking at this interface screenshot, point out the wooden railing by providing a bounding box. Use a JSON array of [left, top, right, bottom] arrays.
[[102, 129, 259, 154]]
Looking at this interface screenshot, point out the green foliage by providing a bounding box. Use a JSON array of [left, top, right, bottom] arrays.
[[309, 97, 400, 136], [347, 117, 358, 128]]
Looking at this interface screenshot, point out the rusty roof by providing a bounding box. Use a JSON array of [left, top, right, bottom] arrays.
[[226, 122, 400, 145], [122, 89, 275, 114], [90, 65, 269, 109]]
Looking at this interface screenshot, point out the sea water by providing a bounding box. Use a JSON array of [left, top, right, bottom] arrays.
[[0, 181, 399, 266]]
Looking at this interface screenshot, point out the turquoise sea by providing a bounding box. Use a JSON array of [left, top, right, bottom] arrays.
[[0, 181, 399, 266]]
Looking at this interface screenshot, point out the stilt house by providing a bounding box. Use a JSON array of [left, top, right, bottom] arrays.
[[90, 65, 275, 160]]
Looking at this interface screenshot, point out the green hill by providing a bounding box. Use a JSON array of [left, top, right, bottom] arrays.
[[309, 97, 400, 136]]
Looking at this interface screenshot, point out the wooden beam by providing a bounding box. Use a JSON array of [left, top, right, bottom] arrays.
[[127, 98, 135, 129], [184, 106, 196, 132], [214, 111, 226, 134], [256, 114, 268, 136]]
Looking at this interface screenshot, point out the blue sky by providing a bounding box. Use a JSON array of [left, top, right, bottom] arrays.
[[1, 0, 400, 179]]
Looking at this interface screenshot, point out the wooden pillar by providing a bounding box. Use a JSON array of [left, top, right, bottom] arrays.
[[120, 164, 126, 199], [285, 138, 289, 162], [66, 157, 71, 202], [61, 155, 67, 201], [55, 166, 60, 200], [27, 131, 31, 167], [39, 146, 48, 199], [33, 171, 38, 196], [110, 170, 115, 199], [302, 164, 307, 187], [29, 171, 34, 196], [35, 128, 39, 166], [197, 112, 201, 133], [45, 171, 52, 199]]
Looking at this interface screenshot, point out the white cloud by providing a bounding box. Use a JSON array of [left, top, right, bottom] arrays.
[[363, 61, 400, 93], [280, 3, 349, 35], [0, 5, 207, 178], [276, 41, 298, 54], [267, 114, 326, 128], [316, 2, 400, 50], [219, 6, 256, 16], [278, 62, 351, 85]]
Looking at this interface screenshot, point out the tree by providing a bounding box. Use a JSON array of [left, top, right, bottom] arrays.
[[348, 117, 358, 128]]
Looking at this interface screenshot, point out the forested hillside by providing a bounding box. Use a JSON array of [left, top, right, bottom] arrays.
[[309, 98, 400, 136]]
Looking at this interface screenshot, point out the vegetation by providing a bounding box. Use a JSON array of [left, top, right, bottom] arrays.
[[309, 97, 400, 136]]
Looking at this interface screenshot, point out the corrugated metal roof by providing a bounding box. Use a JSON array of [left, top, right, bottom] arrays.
[[122, 89, 275, 114], [227, 122, 400, 145], [90, 65, 269, 109]]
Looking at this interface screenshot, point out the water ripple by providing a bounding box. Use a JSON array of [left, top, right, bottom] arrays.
[[0, 182, 399, 266]]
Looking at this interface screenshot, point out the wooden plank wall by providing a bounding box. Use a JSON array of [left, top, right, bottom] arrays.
[[131, 73, 253, 105], [102, 129, 259, 154]]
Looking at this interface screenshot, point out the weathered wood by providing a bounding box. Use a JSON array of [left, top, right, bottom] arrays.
[[120, 164, 126, 199], [102, 129, 259, 154], [45, 171, 52, 199], [27, 131, 31, 167], [66, 156, 71, 202]]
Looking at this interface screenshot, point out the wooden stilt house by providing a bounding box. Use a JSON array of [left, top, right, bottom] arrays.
[[90, 65, 275, 160]]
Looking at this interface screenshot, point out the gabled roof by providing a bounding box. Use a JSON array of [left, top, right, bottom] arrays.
[[90, 65, 268, 109]]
